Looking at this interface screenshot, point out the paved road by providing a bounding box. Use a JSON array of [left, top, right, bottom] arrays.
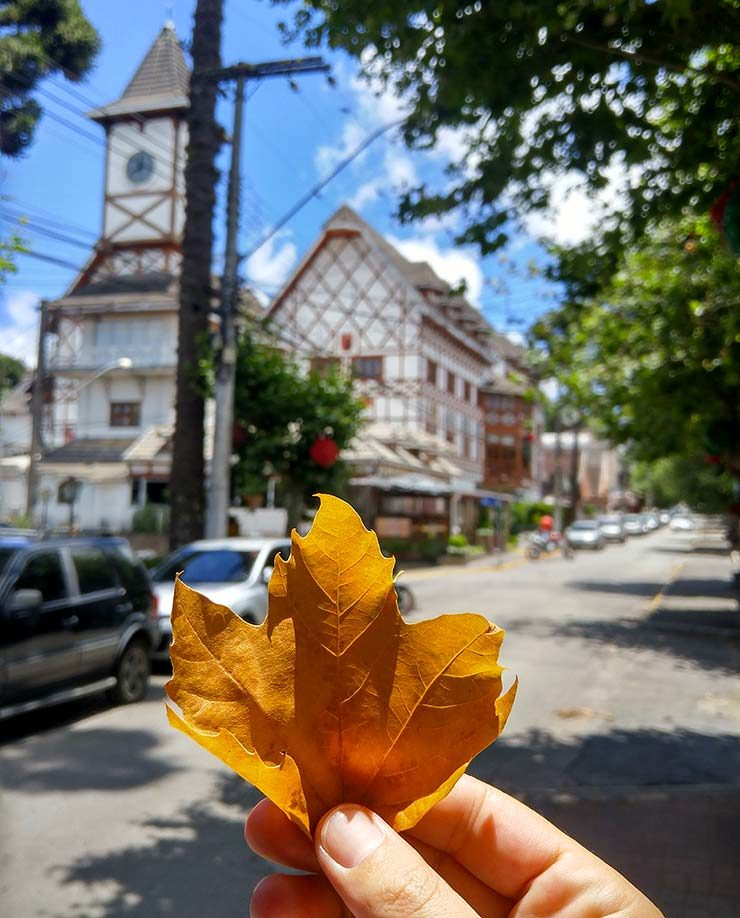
[[1, 528, 738, 917]]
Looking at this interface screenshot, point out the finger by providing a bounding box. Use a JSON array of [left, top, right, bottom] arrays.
[[250, 873, 344, 918], [409, 774, 568, 898], [409, 836, 512, 917], [315, 805, 479, 918], [245, 799, 319, 873]]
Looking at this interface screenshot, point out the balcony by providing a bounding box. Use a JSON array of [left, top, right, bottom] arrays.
[[48, 344, 177, 373]]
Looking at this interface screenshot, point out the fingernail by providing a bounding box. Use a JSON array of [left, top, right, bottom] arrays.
[[320, 806, 384, 869]]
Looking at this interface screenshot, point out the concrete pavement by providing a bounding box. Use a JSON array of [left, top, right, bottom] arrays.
[[1, 526, 738, 917]]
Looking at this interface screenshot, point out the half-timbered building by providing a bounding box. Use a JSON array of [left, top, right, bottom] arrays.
[[268, 206, 509, 540]]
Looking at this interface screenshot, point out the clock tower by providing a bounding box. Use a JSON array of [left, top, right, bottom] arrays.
[[78, 23, 189, 285]]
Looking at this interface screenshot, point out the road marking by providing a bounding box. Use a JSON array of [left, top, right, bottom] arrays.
[[647, 560, 686, 612]]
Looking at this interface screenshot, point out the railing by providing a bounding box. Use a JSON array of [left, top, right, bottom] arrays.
[[48, 345, 176, 371]]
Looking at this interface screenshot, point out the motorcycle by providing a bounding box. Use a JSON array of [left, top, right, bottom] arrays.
[[526, 530, 574, 561]]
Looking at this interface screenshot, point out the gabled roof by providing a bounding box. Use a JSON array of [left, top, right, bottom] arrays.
[[269, 205, 494, 353], [88, 23, 190, 121]]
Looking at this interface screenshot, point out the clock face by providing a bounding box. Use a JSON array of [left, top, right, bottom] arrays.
[[126, 151, 155, 184]]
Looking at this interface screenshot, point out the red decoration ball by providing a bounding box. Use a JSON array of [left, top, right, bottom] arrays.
[[310, 437, 339, 468]]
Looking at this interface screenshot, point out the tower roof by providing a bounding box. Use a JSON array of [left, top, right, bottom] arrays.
[[88, 23, 190, 121]]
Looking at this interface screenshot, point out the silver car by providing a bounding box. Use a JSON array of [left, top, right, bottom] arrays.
[[151, 537, 291, 660], [623, 513, 648, 535], [565, 520, 606, 550], [597, 515, 626, 543]]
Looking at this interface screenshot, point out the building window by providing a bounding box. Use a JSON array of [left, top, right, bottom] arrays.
[[110, 401, 141, 427], [470, 384, 477, 405], [463, 380, 471, 402], [447, 370, 456, 396], [352, 356, 383, 380], [426, 359, 437, 386], [310, 356, 340, 376]]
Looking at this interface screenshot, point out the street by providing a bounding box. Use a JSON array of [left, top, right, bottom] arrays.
[[2, 527, 739, 917]]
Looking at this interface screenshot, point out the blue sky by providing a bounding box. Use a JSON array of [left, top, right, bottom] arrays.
[[0, 0, 599, 365]]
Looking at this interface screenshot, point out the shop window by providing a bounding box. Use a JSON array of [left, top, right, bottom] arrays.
[[110, 401, 141, 428]]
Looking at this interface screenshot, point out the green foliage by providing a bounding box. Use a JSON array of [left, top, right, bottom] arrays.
[[532, 216, 740, 476], [1, 0, 100, 156], [509, 500, 553, 534], [132, 503, 170, 534], [0, 230, 26, 282], [232, 336, 365, 519], [631, 454, 737, 514], [274, 0, 739, 256], [447, 533, 469, 548], [381, 536, 447, 563], [0, 351, 25, 390]]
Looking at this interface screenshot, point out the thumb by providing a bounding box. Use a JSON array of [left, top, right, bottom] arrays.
[[315, 805, 477, 918]]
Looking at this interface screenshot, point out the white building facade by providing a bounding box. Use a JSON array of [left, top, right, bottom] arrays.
[[32, 24, 189, 531]]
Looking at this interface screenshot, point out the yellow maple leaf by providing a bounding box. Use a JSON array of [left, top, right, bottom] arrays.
[[165, 494, 517, 836]]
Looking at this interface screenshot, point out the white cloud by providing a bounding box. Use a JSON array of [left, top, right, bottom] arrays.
[[387, 235, 484, 306], [0, 289, 40, 366], [348, 145, 418, 213], [246, 235, 298, 298]]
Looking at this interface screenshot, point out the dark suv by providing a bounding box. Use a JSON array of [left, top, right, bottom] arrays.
[[0, 535, 159, 720]]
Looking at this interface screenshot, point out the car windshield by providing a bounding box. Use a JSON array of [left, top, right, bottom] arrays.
[[571, 521, 597, 530], [598, 517, 619, 525], [624, 515, 641, 522], [0, 547, 18, 576], [153, 549, 259, 585]]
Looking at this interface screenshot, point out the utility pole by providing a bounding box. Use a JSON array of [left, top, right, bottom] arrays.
[[26, 299, 47, 523], [206, 75, 244, 538], [203, 55, 329, 539]]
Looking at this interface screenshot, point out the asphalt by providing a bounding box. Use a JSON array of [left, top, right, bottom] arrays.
[[1, 524, 738, 917]]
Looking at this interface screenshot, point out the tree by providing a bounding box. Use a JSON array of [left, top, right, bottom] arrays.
[[276, 1, 738, 257], [232, 336, 364, 530], [531, 216, 740, 478], [630, 454, 736, 513], [0, 351, 25, 390], [169, 0, 223, 550], [0, 0, 99, 157], [0, 230, 24, 282]]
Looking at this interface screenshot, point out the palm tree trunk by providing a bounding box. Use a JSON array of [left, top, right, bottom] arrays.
[[169, 0, 223, 549]]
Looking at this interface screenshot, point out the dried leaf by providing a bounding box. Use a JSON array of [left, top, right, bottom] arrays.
[[165, 495, 517, 836]]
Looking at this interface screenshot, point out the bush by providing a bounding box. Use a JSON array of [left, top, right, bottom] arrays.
[[132, 503, 170, 534], [379, 537, 447, 564], [448, 533, 469, 548]]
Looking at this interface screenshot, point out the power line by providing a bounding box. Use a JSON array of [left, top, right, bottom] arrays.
[[17, 250, 82, 272], [0, 211, 93, 252]]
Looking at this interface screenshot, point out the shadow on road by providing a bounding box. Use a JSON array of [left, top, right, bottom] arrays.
[[471, 727, 740, 918], [58, 773, 268, 917], [52, 730, 740, 918], [0, 724, 177, 792]]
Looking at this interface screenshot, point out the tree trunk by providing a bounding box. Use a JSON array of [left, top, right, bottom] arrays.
[[569, 425, 582, 522], [169, 0, 223, 550]]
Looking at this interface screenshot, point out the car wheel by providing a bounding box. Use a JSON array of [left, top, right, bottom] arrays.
[[110, 638, 150, 705]]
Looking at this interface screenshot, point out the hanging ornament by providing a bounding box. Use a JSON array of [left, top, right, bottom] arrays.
[[310, 436, 339, 468]]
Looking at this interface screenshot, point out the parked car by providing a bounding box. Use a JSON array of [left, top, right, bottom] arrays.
[[670, 514, 695, 532], [0, 535, 158, 720], [643, 512, 660, 531], [151, 538, 292, 659], [623, 513, 648, 536], [565, 520, 606, 550], [659, 510, 672, 526], [597, 515, 626, 543]]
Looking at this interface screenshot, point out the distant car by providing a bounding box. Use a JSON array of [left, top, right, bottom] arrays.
[[565, 520, 606, 550], [659, 510, 671, 526], [151, 537, 292, 659], [0, 535, 158, 720], [643, 512, 660, 531], [670, 514, 694, 532], [597, 515, 626, 543], [623, 513, 648, 536]]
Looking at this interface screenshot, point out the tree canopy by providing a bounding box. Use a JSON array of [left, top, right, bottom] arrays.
[[0, 351, 25, 390], [531, 215, 740, 478], [277, 0, 738, 256], [0, 0, 100, 157], [232, 336, 365, 526]]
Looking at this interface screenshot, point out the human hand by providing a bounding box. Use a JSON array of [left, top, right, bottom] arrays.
[[245, 773, 663, 917]]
